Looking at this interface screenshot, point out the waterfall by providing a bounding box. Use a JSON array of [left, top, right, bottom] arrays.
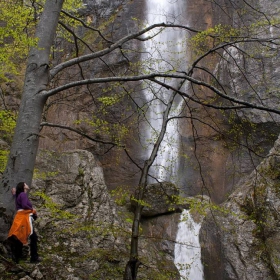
[[143, 1, 204, 279], [174, 209, 204, 280], [142, 0, 187, 183]]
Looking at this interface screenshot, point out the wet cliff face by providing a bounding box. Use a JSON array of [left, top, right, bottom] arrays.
[[177, 0, 234, 203], [178, 0, 280, 203], [37, 0, 238, 203], [0, 1, 278, 206], [30, 0, 280, 204], [38, 0, 146, 192], [198, 2, 280, 275]]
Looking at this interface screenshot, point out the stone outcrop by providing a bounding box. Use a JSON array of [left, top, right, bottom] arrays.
[[0, 149, 179, 279], [200, 136, 280, 280], [129, 182, 182, 270]]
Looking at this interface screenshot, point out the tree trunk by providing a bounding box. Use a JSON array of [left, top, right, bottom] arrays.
[[123, 93, 176, 279], [0, 0, 64, 241]]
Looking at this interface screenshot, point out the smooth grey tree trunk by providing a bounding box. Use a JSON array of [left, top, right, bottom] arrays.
[[0, 0, 64, 241]]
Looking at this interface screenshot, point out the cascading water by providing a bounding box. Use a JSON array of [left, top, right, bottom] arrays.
[[142, 1, 204, 279], [174, 209, 204, 280], [142, 0, 187, 183]]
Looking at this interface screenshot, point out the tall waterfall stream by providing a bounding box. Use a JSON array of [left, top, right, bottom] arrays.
[[143, 1, 204, 279]]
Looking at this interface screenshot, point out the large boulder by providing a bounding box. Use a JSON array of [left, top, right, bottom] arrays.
[[130, 182, 180, 217], [30, 149, 128, 279]]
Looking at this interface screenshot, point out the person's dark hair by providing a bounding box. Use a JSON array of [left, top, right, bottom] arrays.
[[16, 182, 25, 197]]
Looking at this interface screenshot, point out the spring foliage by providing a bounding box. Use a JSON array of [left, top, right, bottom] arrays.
[[0, 110, 16, 172], [0, 0, 82, 82], [0, 0, 36, 82]]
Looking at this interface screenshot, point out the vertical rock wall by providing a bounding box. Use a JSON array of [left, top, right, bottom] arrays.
[[29, 0, 279, 205], [198, 1, 280, 279], [200, 136, 280, 279], [178, 0, 280, 203]]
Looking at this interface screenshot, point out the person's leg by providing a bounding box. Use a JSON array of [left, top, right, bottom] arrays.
[[15, 239, 23, 263], [29, 230, 39, 262], [22, 244, 29, 260], [8, 236, 23, 263]]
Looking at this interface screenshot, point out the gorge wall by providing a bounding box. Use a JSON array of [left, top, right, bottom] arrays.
[[36, 0, 280, 204], [200, 136, 280, 280], [199, 0, 280, 279]]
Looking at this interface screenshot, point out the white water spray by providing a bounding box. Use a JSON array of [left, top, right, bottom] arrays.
[[174, 209, 204, 280], [143, 1, 204, 279]]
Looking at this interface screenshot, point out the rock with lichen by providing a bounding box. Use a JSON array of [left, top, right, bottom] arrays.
[[200, 136, 280, 280]]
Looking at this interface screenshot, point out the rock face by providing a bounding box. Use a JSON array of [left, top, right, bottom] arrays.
[[0, 149, 179, 279], [129, 182, 182, 271], [200, 136, 280, 280], [30, 149, 128, 279], [178, 0, 280, 204]]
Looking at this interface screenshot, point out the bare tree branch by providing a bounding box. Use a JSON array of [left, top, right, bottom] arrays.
[[44, 73, 280, 115], [50, 23, 199, 78], [61, 9, 113, 44], [40, 122, 116, 147]]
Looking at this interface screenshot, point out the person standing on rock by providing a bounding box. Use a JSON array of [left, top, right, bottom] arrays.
[[7, 182, 40, 263]]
